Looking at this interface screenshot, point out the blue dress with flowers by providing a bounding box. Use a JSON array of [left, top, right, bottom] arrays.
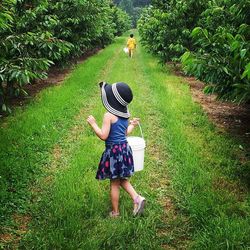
[[96, 117, 134, 180]]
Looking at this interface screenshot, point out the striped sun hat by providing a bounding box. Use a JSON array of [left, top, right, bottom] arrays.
[[99, 82, 133, 118]]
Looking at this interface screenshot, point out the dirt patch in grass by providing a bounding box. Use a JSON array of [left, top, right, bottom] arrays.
[[186, 78, 250, 145], [0, 233, 13, 244], [167, 63, 250, 148], [212, 176, 247, 202], [0, 214, 31, 248], [13, 214, 31, 233], [53, 144, 62, 162]]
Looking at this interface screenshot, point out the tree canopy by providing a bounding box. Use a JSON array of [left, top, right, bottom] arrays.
[[114, 0, 150, 7], [138, 0, 250, 103], [113, 0, 151, 27], [0, 0, 131, 112]]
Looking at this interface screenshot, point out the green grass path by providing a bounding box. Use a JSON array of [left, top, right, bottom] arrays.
[[1, 32, 249, 249]]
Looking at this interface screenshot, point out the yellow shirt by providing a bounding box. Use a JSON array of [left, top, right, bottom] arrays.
[[127, 38, 136, 50]]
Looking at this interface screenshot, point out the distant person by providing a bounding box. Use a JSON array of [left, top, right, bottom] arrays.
[[126, 34, 136, 58]]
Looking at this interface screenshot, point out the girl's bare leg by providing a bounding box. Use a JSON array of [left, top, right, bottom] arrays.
[[110, 179, 121, 213], [129, 49, 132, 58], [120, 179, 145, 215], [120, 179, 138, 201]]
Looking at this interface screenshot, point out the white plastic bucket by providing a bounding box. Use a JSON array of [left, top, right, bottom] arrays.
[[127, 133, 146, 172], [123, 47, 129, 53]]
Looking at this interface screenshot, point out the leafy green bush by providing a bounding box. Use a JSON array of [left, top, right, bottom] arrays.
[[112, 5, 131, 36], [181, 0, 250, 102], [48, 0, 109, 58], [138, 0, 207, 62], [0, 0, 130, 112], [0, 0, 14, 29], [181, 25, 250, 103], [0, 1, 71, 110], [138, 0, 250, 103], [114, 0, 149, 28]]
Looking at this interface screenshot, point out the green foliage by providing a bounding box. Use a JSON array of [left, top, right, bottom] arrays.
[[119, 0, 133, 15], [0, 0, 14, 29], [138, 0, 250, 103], [182, 25, 250, 103], [0, 39, 120, 234], [114, 0, 150, 28], [114, 0, 150, 7], [1, 33, 249, 249], [133, 0, 151, 7], [112, 5, 132, 36], [0, 0, 130, 113], [138, 0, 207, 62], [182, 0, 250, 103], [48, 0, 113, 57]]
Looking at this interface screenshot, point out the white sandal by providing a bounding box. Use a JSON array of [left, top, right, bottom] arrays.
[[133, 195, 146, 216], [109, 211, 120, 218]]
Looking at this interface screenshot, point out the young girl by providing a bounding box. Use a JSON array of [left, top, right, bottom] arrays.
[[126, 34, 136, 58], [87, 81, 145, 217]]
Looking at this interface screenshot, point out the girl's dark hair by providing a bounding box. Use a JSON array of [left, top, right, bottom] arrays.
[[130, 34, 134, 38]]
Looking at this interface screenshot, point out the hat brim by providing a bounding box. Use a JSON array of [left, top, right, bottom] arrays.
[[100, 82, 130, 118]]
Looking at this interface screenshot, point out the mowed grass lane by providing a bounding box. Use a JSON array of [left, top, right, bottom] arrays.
[[139, 50, 250, 249], [20, 35, 171, 249], [1, 32, 249, 249], [0, 36, 123, 221]]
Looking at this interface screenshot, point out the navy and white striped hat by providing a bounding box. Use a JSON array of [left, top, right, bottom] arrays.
[[99, 82, 133, 118]]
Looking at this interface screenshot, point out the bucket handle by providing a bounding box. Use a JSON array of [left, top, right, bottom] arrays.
[[138, 122, 144, 139]]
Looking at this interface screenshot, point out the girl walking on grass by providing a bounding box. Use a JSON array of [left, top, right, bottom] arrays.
[[126, 34, 136, 58], [87, 81, 145, 217]]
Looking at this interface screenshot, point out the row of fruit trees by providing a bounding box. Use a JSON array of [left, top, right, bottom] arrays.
[[0, 0, 131, 113], [138, 0, 250, 103], [1, 0, 249, 112]]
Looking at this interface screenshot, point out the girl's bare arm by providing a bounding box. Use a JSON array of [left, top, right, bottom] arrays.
[[127, 118, 140, 135], [87, 113, 111, 140]]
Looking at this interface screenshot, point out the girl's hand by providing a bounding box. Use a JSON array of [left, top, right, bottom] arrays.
[[87, 115, 96, 125], [130, 118, 140, 126], [127, 118, 140, 135]]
